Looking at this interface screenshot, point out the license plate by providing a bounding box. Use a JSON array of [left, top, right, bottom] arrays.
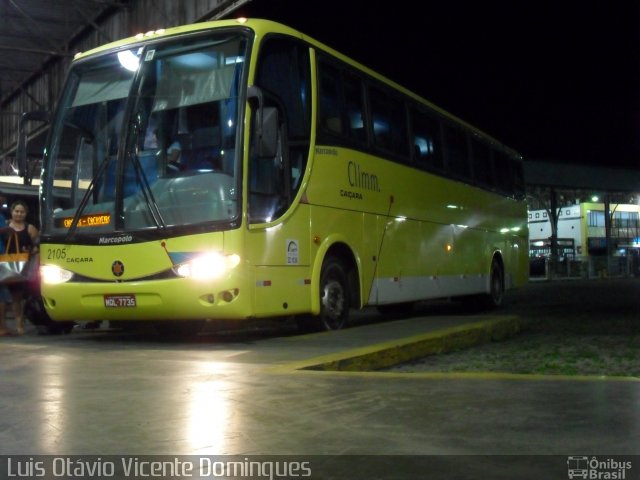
[[104, 294, 137, 308]]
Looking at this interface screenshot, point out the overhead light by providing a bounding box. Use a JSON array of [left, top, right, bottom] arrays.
[[117, 50, 139, 72]]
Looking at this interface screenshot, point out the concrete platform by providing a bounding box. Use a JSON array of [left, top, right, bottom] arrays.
[[0, 311, 638, 479], [286, 316, 520, 372]]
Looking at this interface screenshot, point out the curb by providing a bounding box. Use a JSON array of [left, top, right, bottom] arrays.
[[298, 316, 521, 372]]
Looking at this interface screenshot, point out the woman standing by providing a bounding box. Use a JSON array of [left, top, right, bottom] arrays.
[[7, 200, 38, 334], [0, 210, 13, 336]]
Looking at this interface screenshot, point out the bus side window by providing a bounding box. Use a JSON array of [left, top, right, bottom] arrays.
[[318, 62, 343, 135], [443, 124, 470, 180], [410, 108, 443, 171], [471, 138, 493, 188], [493, 151, 515, 197], [343, 72, 366, 143], [369, 85, 409, 159], [512, 160, 526, 199], [318, 59, 367, 146]]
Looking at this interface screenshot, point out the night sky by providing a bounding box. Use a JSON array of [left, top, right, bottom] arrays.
[[236, 1, 640, 169]]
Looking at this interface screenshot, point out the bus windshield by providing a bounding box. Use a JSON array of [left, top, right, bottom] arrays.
[[42, 32, 246, 236]]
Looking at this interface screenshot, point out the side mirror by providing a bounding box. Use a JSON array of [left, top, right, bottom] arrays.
[[247, 85, 279, 158], [17, 110, 50, 182]]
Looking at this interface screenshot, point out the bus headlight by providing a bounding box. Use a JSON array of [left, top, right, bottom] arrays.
[[173, 252, 240, 280], [41, 265, 75, 284]]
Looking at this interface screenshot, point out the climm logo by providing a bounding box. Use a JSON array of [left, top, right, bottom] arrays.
[[348, 161, 380, 192]]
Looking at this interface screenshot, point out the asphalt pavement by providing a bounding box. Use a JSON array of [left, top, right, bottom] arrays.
[[0, 278, 638, 480]]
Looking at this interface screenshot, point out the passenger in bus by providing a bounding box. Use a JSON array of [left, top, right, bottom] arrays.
[[6, 201, 39, 335], [143, 125, 183, 174]]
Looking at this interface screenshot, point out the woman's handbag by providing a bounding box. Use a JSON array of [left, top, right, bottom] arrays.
[[0, 231, 30, 283]]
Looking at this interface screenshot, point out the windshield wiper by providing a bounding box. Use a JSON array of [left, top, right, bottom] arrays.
[[129, 151, 166, 228], [65, 150, 112, 241]]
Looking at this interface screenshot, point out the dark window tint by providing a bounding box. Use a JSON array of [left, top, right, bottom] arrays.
[[343, 73, 366, 142], [370, 86, 409, 158], [512, 160, 525, 199], [411, 108, 443, 170], [444, 125, 469, 179], [318, 62, 343, 134], [493, 151, 515, 196], [471, 139, 492, 187]]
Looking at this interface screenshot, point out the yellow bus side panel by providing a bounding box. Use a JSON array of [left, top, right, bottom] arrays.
[[305, 147, 528, 306], [251, 266, 312, 317]]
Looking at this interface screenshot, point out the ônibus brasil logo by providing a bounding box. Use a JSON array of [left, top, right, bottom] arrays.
[[567, 456, 632, 479]]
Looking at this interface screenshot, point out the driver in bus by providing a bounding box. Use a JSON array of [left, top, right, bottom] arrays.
[[143, 126, 183, 174], [166, 139, 182, 172]]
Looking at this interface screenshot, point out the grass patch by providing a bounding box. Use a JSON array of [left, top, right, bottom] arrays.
[[385, 333, 640, 377]]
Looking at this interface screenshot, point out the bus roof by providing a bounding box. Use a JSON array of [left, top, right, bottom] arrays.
[[73, 18, 521, 160]]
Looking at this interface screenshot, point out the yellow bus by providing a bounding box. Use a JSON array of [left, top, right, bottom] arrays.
[[27, 18, 528, 333]]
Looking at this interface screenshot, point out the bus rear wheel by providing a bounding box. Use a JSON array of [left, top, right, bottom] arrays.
[[461, 258, 505, 312], [297, 256, 350, 332], [485, 259, 504, 308]]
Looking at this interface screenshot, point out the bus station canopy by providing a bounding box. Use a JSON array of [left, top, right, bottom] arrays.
[[524, 159, 640, 193]]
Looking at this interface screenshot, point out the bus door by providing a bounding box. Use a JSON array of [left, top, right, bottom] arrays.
[[245, 36, 312, 317]]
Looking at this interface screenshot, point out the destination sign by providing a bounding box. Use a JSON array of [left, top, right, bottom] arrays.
[[57, 213, 111, 228]]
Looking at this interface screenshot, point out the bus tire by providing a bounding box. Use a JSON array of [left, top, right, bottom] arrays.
[[297, 256, 350, 332], [461, 258, 505, 312], [24, 295, 75, 334], [318, 256, 350, 330], [484, 259, 504, 308]]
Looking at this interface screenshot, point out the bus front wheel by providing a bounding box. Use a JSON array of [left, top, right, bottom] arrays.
[[297, 256, 350, 332]]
